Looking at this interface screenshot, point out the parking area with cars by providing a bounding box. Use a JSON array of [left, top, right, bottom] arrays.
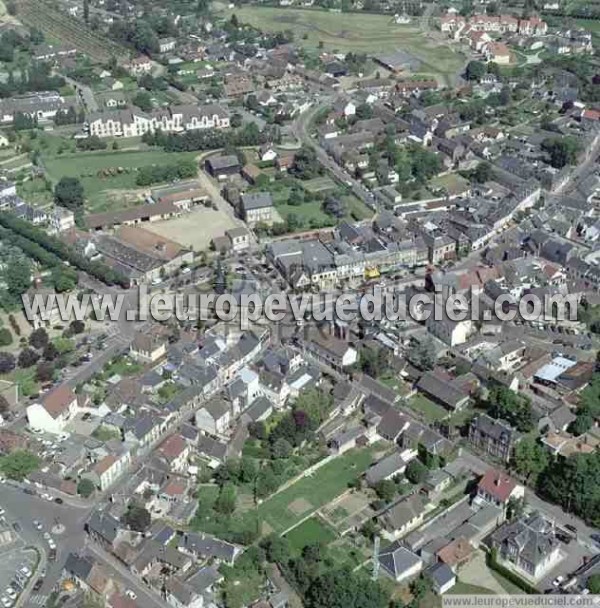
[[0, 547, 37, 608]]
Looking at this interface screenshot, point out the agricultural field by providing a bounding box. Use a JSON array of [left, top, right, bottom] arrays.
[[42, 149, 199, 213], [16, 0, 127, 63], [218, 6, 465, 83]]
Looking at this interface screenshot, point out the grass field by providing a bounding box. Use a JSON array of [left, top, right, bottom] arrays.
[[43, 149, 199, 213], [255, 446, 378, 534], [284, 517, 336, 553], [407, 393, 448, 423], [219, 6, 465, 82], [302, 176, 337, 194]]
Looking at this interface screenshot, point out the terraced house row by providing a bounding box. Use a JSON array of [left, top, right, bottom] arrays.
[[87, 103, 230, 138]]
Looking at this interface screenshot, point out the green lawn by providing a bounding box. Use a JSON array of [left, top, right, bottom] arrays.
[[17, 177, 55, 208], [255, 446, 378, 534], [429, 173, 470, 197], [218, 6, 466, 83], [407, 393, 448, 423], [302, 176, 337, 194], [284, 517, 336, 553], [448, 581, 496, 595], [276, 200, 335, 227], [43, 149, 199, 213]]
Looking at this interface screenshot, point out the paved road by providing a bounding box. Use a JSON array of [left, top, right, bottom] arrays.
[[290, 101, 377, 213], [61, 75, 98, 113], [0, 483, 92, 603]]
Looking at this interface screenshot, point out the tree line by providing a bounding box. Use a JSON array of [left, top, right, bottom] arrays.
[[0, 213, 129, 287]]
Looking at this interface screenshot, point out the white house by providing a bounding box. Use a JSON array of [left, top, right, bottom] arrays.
[[195, 399, 231, 435], [26, 385, 79, 434]]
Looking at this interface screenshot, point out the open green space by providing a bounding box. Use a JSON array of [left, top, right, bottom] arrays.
[[284, 517, 336, 553], [254, 445, 378, 533], [406, 393, 448, 423], [448, 581, 497, 595], [42, 149, 199, 213], [218, 6, 465, 82], [302, 176, 337, 194]]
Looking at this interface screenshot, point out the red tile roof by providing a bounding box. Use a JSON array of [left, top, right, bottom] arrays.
[[158, 434, 187, 462], [41, 385, 76, 419], [477, 468, 518, 503]]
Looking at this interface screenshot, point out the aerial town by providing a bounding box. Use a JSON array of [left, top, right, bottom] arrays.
[[0, 0, 598, 607]]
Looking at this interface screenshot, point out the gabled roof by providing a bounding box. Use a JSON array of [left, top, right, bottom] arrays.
[[477, 468, 518, 503], [41, 385, 76, 418]]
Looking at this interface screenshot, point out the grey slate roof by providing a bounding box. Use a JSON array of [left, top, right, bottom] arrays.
[[379, 542, 422, 579]]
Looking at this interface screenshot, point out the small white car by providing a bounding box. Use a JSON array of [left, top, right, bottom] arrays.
[[125, 590, 137, 601]]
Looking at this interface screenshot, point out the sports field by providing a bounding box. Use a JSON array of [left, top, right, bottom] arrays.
[[219, 6, 465, 82]]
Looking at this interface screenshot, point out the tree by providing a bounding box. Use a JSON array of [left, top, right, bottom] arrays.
[[537, 451, 600, 527], [541, 136, 581, 169], [0, 450, 39, 480], [291, 146, 321, 180], [29, 327, 49, 349], [512, 436, 548, 483], [4, 257, 31, 299], [588, 575, 600, 594], [122, 504, 151, 532], [42, 342, 59, 362], [214, 483, 237, 516], [471, 161, 493, 184], [255, 467, 279, 498], [133, 90, 153, 112], [487, 384, 533, 432], [35, 361, 54, 383], [238, 457, 258, 483], [248, 420, 267, 441], [261, 534, 291, 564], [0, 352, 16, 374], [360, 345, 390, 378], [272, 437, 293, 459], [54, 177, 85, 211], [506, 496, 525, 521], [51, 266, 77, 293], [407, 338, 436, 370], [69, 320, 85, 335], [465, 60, 486, 81], [77, 478, 95, 498], [304, 567, 388, 608], [0, 328, 12, 347], [406, 459, 428, 484], [373, 479, 396, 503], [355, 103, 373, 120], [18, 348, 39, 368]]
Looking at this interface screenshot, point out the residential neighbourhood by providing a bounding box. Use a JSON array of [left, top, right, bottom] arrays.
[[0, 0, 597, 608]]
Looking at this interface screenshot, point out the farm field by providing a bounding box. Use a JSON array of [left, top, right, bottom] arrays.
[[218, 6, 465, 82], [43, 149, 199, 213], [16, 0, 127, 63]]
